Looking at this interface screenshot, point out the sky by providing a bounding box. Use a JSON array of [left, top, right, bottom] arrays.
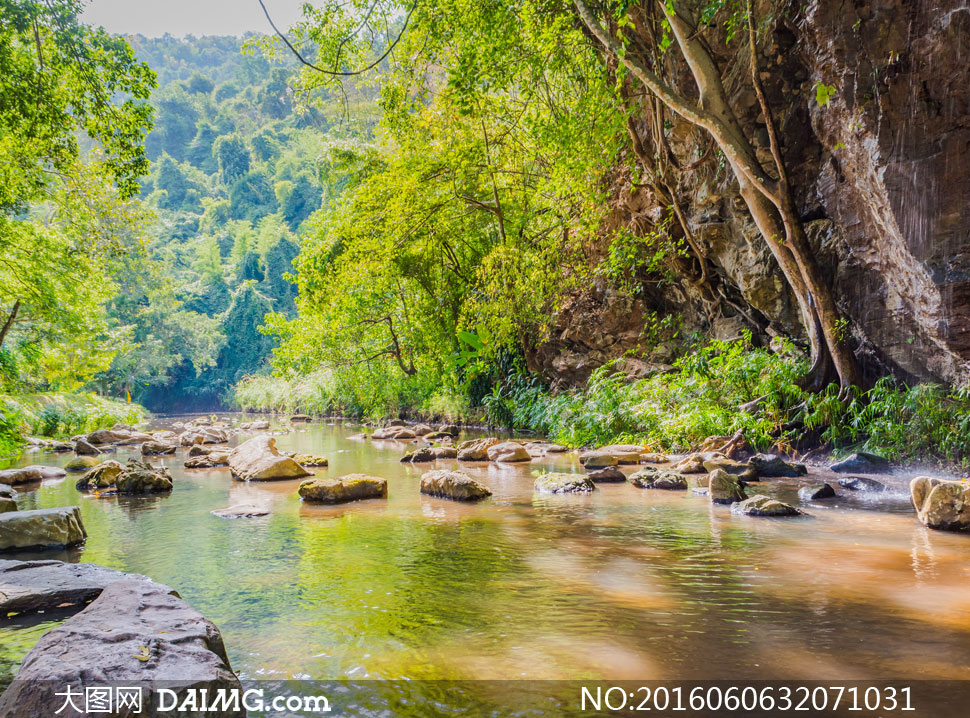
[[82, 0, 306, 37]]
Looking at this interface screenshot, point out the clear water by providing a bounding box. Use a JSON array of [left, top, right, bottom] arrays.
[[2, 416, 970, 688]]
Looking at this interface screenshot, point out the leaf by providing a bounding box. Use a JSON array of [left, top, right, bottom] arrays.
[[134, 645, 151, 662], [814, 82, 837, 107], [457, 330, 485, 352]]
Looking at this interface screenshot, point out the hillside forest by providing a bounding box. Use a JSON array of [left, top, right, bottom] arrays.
[[3, 0, 970, 465]]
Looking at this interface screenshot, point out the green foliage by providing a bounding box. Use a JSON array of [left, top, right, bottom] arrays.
[[814, 82, 837, 107]]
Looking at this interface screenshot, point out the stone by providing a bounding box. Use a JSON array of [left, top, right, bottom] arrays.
[[639, 452, 670, 464], [534, 472, 596, 494], [420, 470, 492, 501], [731, 494, 803, 517], [708, 469, 747, 504], [431, 446, 458, 459], [75, 460, 125, 490], [578, 451, 618, 469], [748, 453, 807, 477], [0, 559, 149, 614], [293, 454, 329, 467], [0, 467, 42, 485], [438, 424, 460, 436], [628, 466, 688, 490], [837, 476, 888, 492], [0, 498, 16, 513], [371, 426, 417, 440], [423, 431, 453, 440], [114, 460, 174, 494], [487, 441, 531, 463], [402, 447, 436, 463], [670, 453, 716, 474], [64, 456, 99, 472], [211, 505, 271, 519], [85, 428, 129, 445], [140, 440, 177, 455], [0, 579, 243, 716], [25, 465, 66, 480], [0, 507, 86, 551], [413, 423, 433, 436], [581, 445, 642, 465], [456, 437, 499, 461], [290, 414, 312, 422], [74, 438, 100, 455], [228, 435, 312, 481], [0, 484, 12, 499], [798, 483, 837, 500], [911, 476, 970, 531], [299, 475, 388, 504], [703, 457, 757, 481], [830, 452, 890, 474], [586, 467, 627, 483]]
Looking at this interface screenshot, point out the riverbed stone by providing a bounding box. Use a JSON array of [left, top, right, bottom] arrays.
[[75, 460, 125, 490], [0, 559, 150, 614], [228, 435, 312, 481], [211, 504, 271, 518], [140, 440, 177, 455], [837, 476, 888, 492], [703, 457, 757, 481], [64, 455, 99, 472], [438, 424, 460, 436], [0, 484, 12, 499], [748, 453, 807, 477], [670, 453, 718, 474], [0, 506, 86, 551], [0, 498, 16, 513], [0, 467, 42, 485], [911, 476, 970, 531], [413, 423, 433, 436], [487, 441, 531, 463], [114, 460, 174, 494], [586, 466, 627, 483], [372, 425, 417, 440], [293, 454, 329, 467], [731, 494, 803, 517], [578, 451, 619, 469], [420, 470, 492, 501], [708, 469, 747, 504], [300, 475, 387, 504], [431, 446, 458, 459], [582, 445, 642, 465], [86, 428, 130, 445], [830, 452, 890, 474], [74, 438, 100, 455], [290, 414, 312, 422], [798, 483, 837, 500], [639, 452, 670, 464], [457, 437, 499, 461], [0, 579, 243, 716], [628, 466, 688, 490], [534, 472, 596, 494], [402, 447, 436, 463]]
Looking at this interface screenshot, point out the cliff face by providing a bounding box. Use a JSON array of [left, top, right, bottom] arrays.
[[532, 0, 970, 388]]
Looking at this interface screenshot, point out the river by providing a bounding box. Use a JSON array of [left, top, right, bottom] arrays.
[[1, 416, 969, 710]]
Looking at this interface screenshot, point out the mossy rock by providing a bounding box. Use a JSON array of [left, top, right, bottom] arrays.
[[629, 466, 688, 490], [299, 475, 387, 504], [534, 473, 596, 494], [65, 456, 100, 472]]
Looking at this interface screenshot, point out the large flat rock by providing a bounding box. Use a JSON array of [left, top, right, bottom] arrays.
[[0, 506, 86, 552], [228, 434, 312, 481], [0, 559, 148, 615], [0, 579, 243, 716]]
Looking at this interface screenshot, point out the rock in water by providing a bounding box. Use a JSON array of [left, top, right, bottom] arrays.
[[911, 476, 970, 531], [290, 414, 312, 422], [628, 466, 688, 490], [708, 469, 747, 504], [293, 454, 328, 467], [456, 437, 499, 461], [578, 451, 619, 469], [74, 438, 100, 455], [586, 467, 626, 483], [731, 494, 803, 517], [0, 467, 42, 485], [299, 475, 388, 504], [211, 505, 271, 519], [0, 507, 86, 552], [75, 460, 125, 490], [747, 453, 807, 477], [0, 559, 150, 614], [486, 441, 530, 463], [534, 473, 596, 494], [0, 579, 243, 716], [703, 458, 757, 481], [65, 456, 99, 472], [420, 470, 492, 501], [140, 441, 177, 456], [228, 435, 312, 481], [798, 483, 837, 500], [431, 446, 458, 459], [0, 484, 12, 499], [830, 452, 890, 474], [402, 447, 436, 463], [581, 445, 643, 465], [115, 460, 174, 494], [0, 498, 16, 514], [837, 476, 887, 492]]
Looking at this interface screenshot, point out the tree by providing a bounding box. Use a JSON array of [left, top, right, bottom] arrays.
[[229, 171, 278, 222], [213, 135, 251, 183]]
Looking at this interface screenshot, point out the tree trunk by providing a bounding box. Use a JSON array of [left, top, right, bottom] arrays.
[[0, 300, 20, 349]]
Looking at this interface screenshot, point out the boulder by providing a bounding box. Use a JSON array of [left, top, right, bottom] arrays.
[[0, 498, 16, 513], [586, 467, 627, 483], [456, 437, 499, 461], [293, 454, 329, 467], [46, 441, 74, 453], [140, 441, 177, 456], [703, 458, 757, 481], [708, 469, 747, 504], [0, 467, 42, 485], [388, 419, 406, 427], [85, 428, 129, 445], [438, 424, 460, 436], [581, 445, 642, 465], [670, 453, 718, 474], [402, 447, 436, 463], [183, 453, 229, 469], [431, 446, 458, 459], [0, 484, 12, 499], [64, 456, 99, 472], [211, 505, 271, 519], [534, 472, 596, 494], [837, 476, 888, 492], [299, 475, 388, 504], [424, 431, 453, 440], [114, 460, 174, 494], [228, 435, 312, 481], [0, 506, 86, 551], [578, 451, 619, 469], [798, 483, 837, 500], [75, 460, 125, 490], [911, 476, 970, 531], [628, 466, 688, 490], [639, 452, 670, 464], [0, 559, 149, 614], [290, 414, 312, 422], [372, 426, 417, 440], [24, 464, 66, 480], [74, 438, 100, 455], [420, 470, 492, 501], [0, 579, 243, 716], [748, 453, 807, 477], [830, 452, 890, 474], [731, 494, 803, 517], [187, 444, 212, 457], [413, 423, 433, 436], [487, 441, 531, 463]]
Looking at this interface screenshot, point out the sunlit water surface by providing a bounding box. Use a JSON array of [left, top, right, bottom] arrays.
[[1, 416, 969, 692]]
